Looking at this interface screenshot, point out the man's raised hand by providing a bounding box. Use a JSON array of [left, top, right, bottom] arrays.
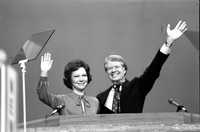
[[166, 20, 187, 46]]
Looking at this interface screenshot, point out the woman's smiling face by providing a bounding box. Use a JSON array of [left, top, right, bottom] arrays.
[[71, 67, 88, 91]]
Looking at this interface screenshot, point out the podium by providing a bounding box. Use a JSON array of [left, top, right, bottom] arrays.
[[18, 112, 200, 132]]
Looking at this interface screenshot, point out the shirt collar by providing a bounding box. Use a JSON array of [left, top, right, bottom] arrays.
[[73, 89, 85, 96]]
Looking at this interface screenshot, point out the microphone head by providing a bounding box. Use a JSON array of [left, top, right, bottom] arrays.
[[168, 98, 174, 104], [168, 98, 180, 106], [57, 105, 65, 109]]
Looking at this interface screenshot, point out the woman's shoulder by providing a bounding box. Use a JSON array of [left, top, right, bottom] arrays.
[[87, 96, 99, 103], [56, 93, 73, 100]]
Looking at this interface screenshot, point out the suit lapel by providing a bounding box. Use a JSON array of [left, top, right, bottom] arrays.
[[100, 86, 112, 105]]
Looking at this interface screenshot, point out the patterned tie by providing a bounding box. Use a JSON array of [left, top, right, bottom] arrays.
[[112, 84, 121, 113]]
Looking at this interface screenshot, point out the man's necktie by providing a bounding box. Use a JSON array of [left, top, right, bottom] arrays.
[[112, 84, 121, 113]]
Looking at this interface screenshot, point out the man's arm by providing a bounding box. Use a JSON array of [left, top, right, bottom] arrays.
[[139, 20, 187, 95]]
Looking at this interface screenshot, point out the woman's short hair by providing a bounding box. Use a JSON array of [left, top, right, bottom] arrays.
[[63, 59, 92, 89]]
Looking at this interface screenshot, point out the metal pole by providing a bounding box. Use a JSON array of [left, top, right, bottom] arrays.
[[1, 64, 6, 132], [19, 59, 28, 132], [0, 49, 7, 132]]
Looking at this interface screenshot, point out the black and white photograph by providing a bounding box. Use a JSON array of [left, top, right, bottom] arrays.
[[0, 0, 199, 131]]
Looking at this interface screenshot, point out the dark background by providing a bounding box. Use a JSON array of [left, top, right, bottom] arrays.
[[0, 0, 199, 123]]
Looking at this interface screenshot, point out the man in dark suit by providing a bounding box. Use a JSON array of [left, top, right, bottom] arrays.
[[97, 20, 187, 114]]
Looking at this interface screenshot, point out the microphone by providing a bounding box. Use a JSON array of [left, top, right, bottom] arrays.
[[168, 98, 188, 112], [47, 105, 65, 117]]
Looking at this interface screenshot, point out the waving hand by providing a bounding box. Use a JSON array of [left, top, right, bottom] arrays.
[[166, 20, 187, 46], [40, 52, 53, 76]]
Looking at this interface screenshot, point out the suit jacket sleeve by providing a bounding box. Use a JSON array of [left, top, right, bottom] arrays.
[[36, 76, 63, 109], [138, 50, 169, 96]]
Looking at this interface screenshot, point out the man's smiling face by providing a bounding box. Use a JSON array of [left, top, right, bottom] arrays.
[[105, 61, 126, 83]]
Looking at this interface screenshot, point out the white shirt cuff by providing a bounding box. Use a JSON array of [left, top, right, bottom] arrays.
[[40, 71, 48, 77], [160, 43, 171, 55]]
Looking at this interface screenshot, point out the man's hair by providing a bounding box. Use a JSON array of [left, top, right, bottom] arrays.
[[63, 59, 92, 89], [104, 54, 128, 71]]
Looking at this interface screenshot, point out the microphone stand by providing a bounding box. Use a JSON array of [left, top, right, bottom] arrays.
[[18, 59, 28, 132]]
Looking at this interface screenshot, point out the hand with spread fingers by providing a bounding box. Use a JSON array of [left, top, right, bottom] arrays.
[[40, 52, 53, 76], [166, 20, 187, 47]]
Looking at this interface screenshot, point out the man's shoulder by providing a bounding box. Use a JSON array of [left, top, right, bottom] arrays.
[[96, 90, 107, 97], [96, 87, 111, 98], [126, 77, 139, 85]]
